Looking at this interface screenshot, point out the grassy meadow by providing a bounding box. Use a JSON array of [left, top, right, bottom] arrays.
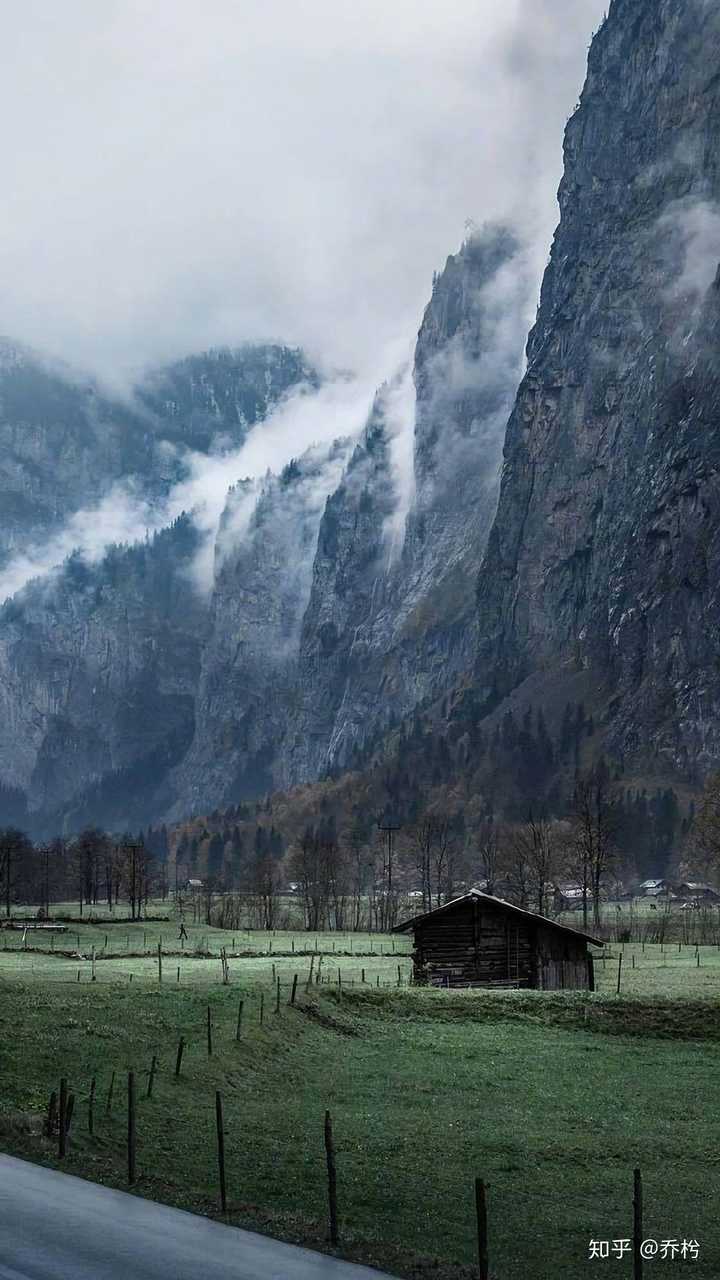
[[1, 909, 719, 1278]]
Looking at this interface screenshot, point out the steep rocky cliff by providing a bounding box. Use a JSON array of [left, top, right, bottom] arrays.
[[278, 224, 531, 785], [0, 344, 315, 832], [475, 0, 720, 784], [168, 440, 351, 818], [0, 517, 206, 834]]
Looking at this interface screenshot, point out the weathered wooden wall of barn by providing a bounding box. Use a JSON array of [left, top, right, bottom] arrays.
[[535, 925, 592, 991], [411, 900, 593, 990], [413, 898, 536, 988]]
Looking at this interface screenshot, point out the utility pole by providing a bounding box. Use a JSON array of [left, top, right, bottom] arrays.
[[377, 817, 401, 931]]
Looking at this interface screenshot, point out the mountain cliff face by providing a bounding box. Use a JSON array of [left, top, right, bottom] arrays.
[[0, 341, 311, 572], [6, 0, 720, 837], [0, 345, 314, 832], [475, 0, 720, 783], [168, 441, 350, 818], [278, 225, 531, 785], [0, 517, 206, 833]]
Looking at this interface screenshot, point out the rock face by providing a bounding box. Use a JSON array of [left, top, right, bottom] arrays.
[[0, 341, 312, 572], [9, 0, 720, 833], [279, 225, 531, 784], [0, 517, 206, 834], [0, 344, 315, 832], [475, 0, 720, 782], [168, 441, 350, 818], [0, 225, 534, 831]]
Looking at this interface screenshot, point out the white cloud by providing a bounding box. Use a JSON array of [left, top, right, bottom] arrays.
[[0, 1, 606, 387], [659, 199, 720, 301], [0, 372, 377, 601]]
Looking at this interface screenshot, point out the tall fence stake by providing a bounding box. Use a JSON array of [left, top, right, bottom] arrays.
[[128, 1071, 136, 1184], [207, 1005, 213, 1057], [147, 1055, 157, 1099], [216, 1091, 227, 1213], [616, 954, 623, 995], [290, 974, 298, 1005], [324, 1109, 339, 1246], [475, 1178, 489, 1280], [46, 1090, 57, 1138], [175, 1037, 185, 1078], [106, 1070, 115, 1115], [236, 1000, 244, 1041], [157, 942, 162, 984], [58, 1078, 67, 1159], [88, 1076, 96, 1135]]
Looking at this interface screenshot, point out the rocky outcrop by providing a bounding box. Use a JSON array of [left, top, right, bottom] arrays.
[[475, 0, 720, 782], [136, 344, 316, 454], [0, 344, 315, 831], [168, 441, 350, 818], [278, 224, 531, 784], [0, 517, 206, 834]]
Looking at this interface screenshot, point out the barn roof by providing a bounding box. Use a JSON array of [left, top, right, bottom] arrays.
[[392, 889, 604, 947]]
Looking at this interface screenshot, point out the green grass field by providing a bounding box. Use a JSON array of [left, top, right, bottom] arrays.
[[1, 916, 720, 1279]]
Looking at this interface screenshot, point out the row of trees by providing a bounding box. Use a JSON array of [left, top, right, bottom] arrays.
[[0, 828, 163, 920], [2, 766, 718, 931]]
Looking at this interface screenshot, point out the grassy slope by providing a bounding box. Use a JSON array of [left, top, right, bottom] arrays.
[[1, 974, 719, 1280]]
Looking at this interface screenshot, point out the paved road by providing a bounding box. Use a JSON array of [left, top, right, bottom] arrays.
[[0, 1155, 397, 1280]]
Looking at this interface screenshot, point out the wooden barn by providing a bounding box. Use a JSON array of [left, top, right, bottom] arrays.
[[393, 890, 603, 990]]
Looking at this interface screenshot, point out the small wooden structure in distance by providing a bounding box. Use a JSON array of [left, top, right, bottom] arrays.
[[393, 889, 603, 990]]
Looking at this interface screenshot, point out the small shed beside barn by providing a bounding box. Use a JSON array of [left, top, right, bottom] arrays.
[[393, 890, 603, 990]]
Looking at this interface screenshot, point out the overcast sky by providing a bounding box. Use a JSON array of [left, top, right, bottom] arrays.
[[1, 0, 606, 390]]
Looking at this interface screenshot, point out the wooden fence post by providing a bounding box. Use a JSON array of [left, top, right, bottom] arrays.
[[106, 1070, 115, 1115], [260, 992, 265, 1026], [88, 1076, 96, 1135], [127, 1071, 136, 1184], [633, 1168, 643, 1280], [216, 1091, 227, 1213], [46, 1090, 57, 1138], [175, 1037, 185, 1078], [236, 1000, 244, 1041], [275, 976, 281, 1013], [616, 954, 623, 995], [207, 1006, 213, 1058], [58, 1078, 67, 1159], [475, 1178, 489, 1280], [324, 1110, 339, 1246], [147, 1055, 157, 1099], [290, 974, 298, 1005], [157, 942, 162, 984], [65, 1093, 75, 1137]]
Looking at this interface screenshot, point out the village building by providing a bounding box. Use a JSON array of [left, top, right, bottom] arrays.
[[393, 889, 603, 990], [638, 878, 672, 897], [675, 882, 720, 904]]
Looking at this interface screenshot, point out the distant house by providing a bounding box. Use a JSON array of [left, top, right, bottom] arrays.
[[675, 882, 720, 904], [553, 883, 587, 912], [393, 889, 603, 990], [638, 878, 672, 897], [184, 878, 203, 891]]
